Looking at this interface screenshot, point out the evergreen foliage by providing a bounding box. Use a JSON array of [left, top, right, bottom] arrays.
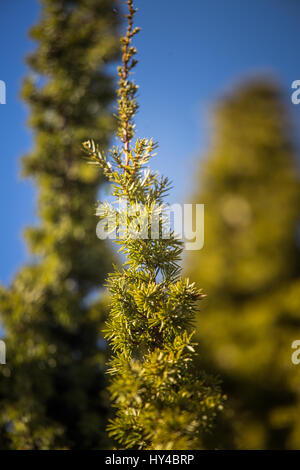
[[185, 80, 300, 449], [0, 0, 120, 449], [83, 0, 224, 450]]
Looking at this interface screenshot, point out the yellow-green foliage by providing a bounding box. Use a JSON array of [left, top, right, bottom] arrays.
[[0, 0, 120, 450], [185, 80, 300, 449], [83, 0, 224, 450]]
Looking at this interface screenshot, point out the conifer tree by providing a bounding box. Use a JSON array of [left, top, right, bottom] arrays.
[[83, 0, 224, 450], [185, 80, 300, 449], [0, 0, 120, 450]]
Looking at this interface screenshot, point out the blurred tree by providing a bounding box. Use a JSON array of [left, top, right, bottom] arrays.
[[0, 0, 120, 449], [185, 80, 300, 449], [83, 0, 224, 450]]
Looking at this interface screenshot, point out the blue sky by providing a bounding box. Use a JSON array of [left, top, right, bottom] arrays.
[[1, 0, 300, 285]]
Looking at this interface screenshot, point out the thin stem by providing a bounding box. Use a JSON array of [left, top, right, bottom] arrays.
[[122, 3, 134, 158], [117, 0, 140, 166]]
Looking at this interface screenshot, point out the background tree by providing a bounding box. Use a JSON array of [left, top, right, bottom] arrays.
[[0, 0, 120, 449], [185, 80, 300, 449], [83, 0, 224, 450]]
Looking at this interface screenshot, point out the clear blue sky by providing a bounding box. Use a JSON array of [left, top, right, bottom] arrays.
[[1, 0, 300, 285]]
